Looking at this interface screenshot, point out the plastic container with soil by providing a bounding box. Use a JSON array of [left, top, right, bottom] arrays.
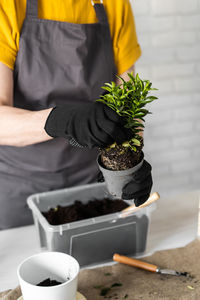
[[27, 183, 155, 268]]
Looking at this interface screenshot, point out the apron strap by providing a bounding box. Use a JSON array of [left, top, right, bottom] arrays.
[[26, 0, 38, 18], [25, 1, 108, 24], [93, 4, 109, 24]]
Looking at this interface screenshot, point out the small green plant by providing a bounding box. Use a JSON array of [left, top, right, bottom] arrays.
[[97, 73, 158, 152]]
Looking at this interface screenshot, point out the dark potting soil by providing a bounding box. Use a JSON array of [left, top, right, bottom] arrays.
[[100, 143, 143, 171], [37, 278, 62, 286], [42, 198, 129, 226]]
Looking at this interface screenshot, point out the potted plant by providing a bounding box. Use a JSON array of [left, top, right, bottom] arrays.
[[97, 73, 158, 198]]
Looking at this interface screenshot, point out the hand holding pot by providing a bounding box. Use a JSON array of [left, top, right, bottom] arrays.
[[122, 160, 153, 207], [45, 102, 131, 148]]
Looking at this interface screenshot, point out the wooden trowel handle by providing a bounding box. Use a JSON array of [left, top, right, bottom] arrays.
[[121, 192, 160, 216], [113, 254, 158, 273]]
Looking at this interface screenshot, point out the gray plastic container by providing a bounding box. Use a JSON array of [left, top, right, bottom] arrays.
[[27, 183, 155, 268]]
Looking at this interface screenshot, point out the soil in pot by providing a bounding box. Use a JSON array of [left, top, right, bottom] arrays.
[[100, 140, 143, 171], [37, 278, 63, 286], [42, 198, 129, 226]]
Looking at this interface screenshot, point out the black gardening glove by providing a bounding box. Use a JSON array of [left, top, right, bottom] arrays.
[[45, 102, 131, 148], [97, 171, 105, 183], [122, 160, 153, 207]]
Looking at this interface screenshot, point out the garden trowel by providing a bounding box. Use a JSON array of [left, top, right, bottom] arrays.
[[113, 254, 190, 278], [120, 192, 160, 218]]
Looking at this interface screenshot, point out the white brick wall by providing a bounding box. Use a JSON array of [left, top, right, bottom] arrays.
[[130, 0, 200, 197], [152, 0, 199, 15]]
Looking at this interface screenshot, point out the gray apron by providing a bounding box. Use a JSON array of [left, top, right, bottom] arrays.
[[0, 0, 117, 229]]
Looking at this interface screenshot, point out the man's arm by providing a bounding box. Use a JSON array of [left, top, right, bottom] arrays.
[[0, 62, 136, 147], [115, 64, 135, 85], [0, 62, 52, 146]]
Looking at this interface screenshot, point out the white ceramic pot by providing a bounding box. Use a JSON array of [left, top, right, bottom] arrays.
[[17, 252, 80, 300], [97, 154, 143, 200]]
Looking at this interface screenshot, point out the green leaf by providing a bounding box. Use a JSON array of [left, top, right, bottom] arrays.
[[122, 141, 130, 147], [116, 75, 126, 83], [100, 287, 111, 296], [111, 283, 123, 287], [128, 72, 135, 81], [131, 138, 141, 146], [130, 145, 137, 152], [105, 83, 113, 88], [104, 272, 112, 276], [111, 81, 116, 88], [187, 286, 194, 290], [146, 96, 158, 100], [101, 86, 112, 92], [134, 112, 146, 117]]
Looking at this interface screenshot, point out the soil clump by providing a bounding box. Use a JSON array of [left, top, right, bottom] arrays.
[[37, 278, 62, 286]]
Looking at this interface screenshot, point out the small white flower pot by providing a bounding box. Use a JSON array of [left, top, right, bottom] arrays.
[[97, 154, 143, 200], [17, 252, 80, 300]]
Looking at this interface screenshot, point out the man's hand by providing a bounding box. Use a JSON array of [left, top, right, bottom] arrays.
[[45, 102, 132, 148], [122, 159, 153, 206]]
